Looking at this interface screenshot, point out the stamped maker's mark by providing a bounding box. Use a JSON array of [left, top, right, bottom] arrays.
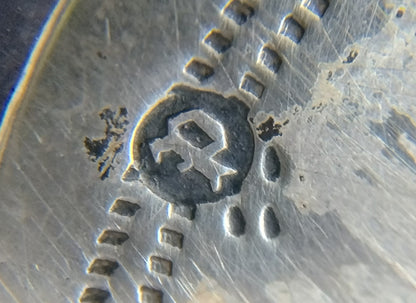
[[130, 85, 254, 206], [79, 0, 341, 300], [149, 109, 237, 192]]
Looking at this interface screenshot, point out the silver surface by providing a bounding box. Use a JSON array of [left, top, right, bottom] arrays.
[[1, 0, 416, 302]]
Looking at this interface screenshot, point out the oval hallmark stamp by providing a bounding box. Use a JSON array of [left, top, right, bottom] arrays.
[[130, 85, 255, 205]]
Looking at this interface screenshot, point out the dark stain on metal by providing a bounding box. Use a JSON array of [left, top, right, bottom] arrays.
[[84, 107, 129, 180], [256, 117, 283, 141], [396, 7, 405, 18], [343, 50, 358, 64]]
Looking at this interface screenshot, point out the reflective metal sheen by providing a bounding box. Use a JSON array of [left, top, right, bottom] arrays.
[[1, 0, 416, 302]]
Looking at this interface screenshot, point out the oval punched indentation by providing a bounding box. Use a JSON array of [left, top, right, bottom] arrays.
[[260, 206, 281, 239], [225, 206, 246, 237], [263, 146, 281, 182]]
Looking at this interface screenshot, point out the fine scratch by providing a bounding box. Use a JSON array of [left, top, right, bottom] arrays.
[[173, 0, 181, 76], [105, 17, 111, 45], [13, 161, 86, 256]]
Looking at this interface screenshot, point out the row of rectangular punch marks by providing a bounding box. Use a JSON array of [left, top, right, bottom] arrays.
[[78, 198, 186, 303], [77, 202, 186, 303], [184, 0, 329, 102], [141, 206, 189, 303], [79, 199, 144, 303], [77, 1, 251, 301], [79, 1, 329, 302], [127, 1, 261, 302]]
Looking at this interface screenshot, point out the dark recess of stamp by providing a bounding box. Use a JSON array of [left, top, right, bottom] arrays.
[[302, 0, 330, 17], [139, 286, 163, 303], [223, 0, 254, 25], [110, 198, 141, 217], [133, 85, 254, 205], [149, 256, 173, 276], [262, 206, 280, 239], [258, 46, 282, 74], [79, 288, 110, 303], [240, 74, 265, 98], [204, 29, 232, 53], [160, 227, 184, 248], [87, 259, 119, 276], [172, 204, 197, 220], [184, 58, 214, 82], [279, 15, 305, 43], [97, 230, 129, 246], [263, 146, 281, 181], [227, 206, 246, 237]]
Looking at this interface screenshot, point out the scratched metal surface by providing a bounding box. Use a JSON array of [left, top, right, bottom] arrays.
[[1, 0, 416, 302]]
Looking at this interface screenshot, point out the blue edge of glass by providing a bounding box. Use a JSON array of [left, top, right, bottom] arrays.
[[0, 0, 59, 131]]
